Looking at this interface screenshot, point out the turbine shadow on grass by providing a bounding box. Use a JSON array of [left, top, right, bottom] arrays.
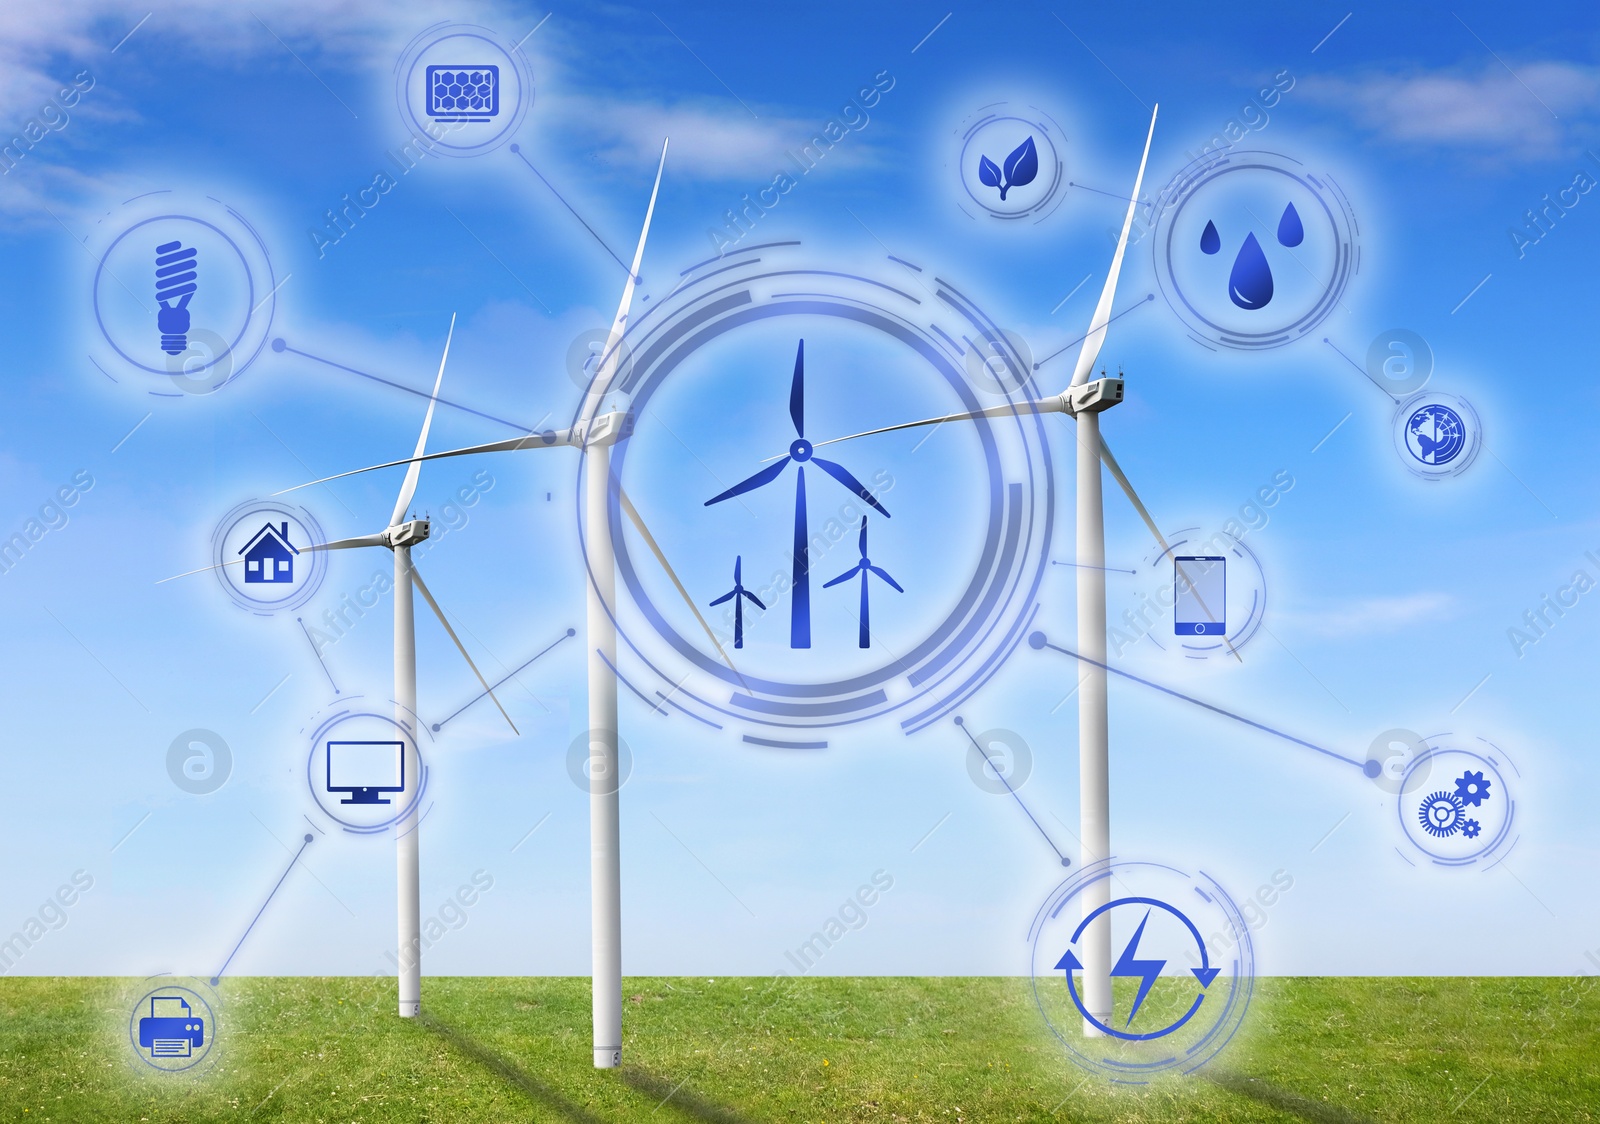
[[417, 1013, 606, 1124], [1204, 1069, 1378, 1124], [620, 1065, 759, 1123]]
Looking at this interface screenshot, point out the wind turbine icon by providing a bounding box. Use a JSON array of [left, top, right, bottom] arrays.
[[709, 556, 765, 648], [704, 340, 889, 648], [823, 517, 902, 648]]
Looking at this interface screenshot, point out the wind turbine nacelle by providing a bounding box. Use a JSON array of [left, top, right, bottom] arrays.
[[571, 410, 634, 448], [386, 519, 431, 547], [1064, 377, 1124, 416]]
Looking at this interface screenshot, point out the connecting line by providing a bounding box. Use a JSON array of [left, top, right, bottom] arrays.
[[509, 145, 635, 281], [954, 717, 1071, 866], [1051, 560, 1136, 575], [1033, 295, 1153, 370], [275, 343, 539, 434], [432, 628, 576, 732], [296, 617, 338, 694], [1031, 634, 1366, 770], [211, 833, 314, 984]]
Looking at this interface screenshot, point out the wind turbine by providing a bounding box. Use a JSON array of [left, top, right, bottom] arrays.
[[162, 315, 519, 1018], [709, 556, 765, 648], [275, 139, 726, 1068], [823, 517, 902, 648], [809, 106, 1169, 1034], [704, 340, 891, 647]]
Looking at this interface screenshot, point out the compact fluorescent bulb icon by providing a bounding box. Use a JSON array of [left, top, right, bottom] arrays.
[[155, 240, 198, 355]]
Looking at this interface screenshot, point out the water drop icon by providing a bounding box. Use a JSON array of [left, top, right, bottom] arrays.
[[1277, 202, 1303, 247], [1228, 231, 1274, 309], [1200, 219, 1220, 255]]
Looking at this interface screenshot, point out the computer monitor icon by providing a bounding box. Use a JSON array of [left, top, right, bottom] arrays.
[[326, 740, 405, 804]]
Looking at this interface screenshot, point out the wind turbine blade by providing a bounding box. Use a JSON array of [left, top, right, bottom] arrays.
[[302, 533, 389, 552], [734, 555, 742, 584], [154, 558, 248, 584], [617, 483, 746, 686], [392, 314, 454, 526], [409, 564, 520, 735], [857, 516, 867, 557], [704, 456, 790, 506], [709, 589, 737, 606], [1069, 105, 1158, 389], [790, 340, 805, 437], [272, 431, 566, 497], [867, 565, 904, 593], [1098, 433, 1241, 664], [154, 534, 382, 584], [810, 456, 890, 517], [582, 138, 668, 422], [808, 400, 1060, 452], [742, 589, 766, 610], [822, 564, 864, 588]]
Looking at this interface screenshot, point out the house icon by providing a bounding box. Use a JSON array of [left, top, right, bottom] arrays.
[[238, 522, 299, 584]]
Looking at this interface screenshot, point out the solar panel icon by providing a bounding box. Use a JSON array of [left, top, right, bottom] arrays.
[[425, 66, 500, 122]]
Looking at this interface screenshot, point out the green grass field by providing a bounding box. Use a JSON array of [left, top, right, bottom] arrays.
[[1, 977, 1595, 1122]]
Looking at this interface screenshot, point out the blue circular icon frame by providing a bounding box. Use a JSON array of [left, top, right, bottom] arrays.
[[210, 499, 329, 615], [89, 192, 278, 393], [304, 699, 431, 835], [127, 980, 218, 1074], [953, 102, 1067, 222], [1151, 149, 1358, 350], [1392, 391, 1482, 479], [1028, 859, 1255, 1082], [1395, 736, 1518, 868], [394, 22, 533, 158], [571, 244, 1056, 744]]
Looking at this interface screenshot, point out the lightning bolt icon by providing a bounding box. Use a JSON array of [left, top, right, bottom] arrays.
[[1111, 909, 1166, 1027]]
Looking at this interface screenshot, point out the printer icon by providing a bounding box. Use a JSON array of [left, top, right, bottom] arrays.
[[137, 995, 205, 1057]]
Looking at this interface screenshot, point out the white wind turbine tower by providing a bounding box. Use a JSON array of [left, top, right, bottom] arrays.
[[278, 140, 724, 1067], [163, 315, 519, 1017], [810, 107, 1173, 1033]]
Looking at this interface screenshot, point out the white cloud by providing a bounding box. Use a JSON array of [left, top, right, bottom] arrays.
[[1303, 60, 1600, 160], [1284, 592, 1457, 638]]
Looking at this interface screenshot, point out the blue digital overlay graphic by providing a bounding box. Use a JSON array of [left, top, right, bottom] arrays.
[[395, 23, 532, 157], [709, 556, 765, 650], [1029, 861, 1254, 1081], [953, 103, 1066, 222], [1173, 555, 1225, 637], [87, 192, 277, 394], [209, 501, 328, 614], [1152, 150, 1358, 350], [586, 246, 1055, 741], [703, 339, 891, 649], [154, 240, 197, 354], [1396, 738, 1518, 868], [425, 65, 500, 121], [326, 740, 405, 804], [823, 517, 904, 648], [126, 981, 218, 1074], [303, 700, 429, 834], [1391, 391, 1482, 480]]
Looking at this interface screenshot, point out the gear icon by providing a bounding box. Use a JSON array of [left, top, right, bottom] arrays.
[[1454, 770, 1491, 807], [1461, 819, 1482, 839], [1420, 791, 1466, 837]]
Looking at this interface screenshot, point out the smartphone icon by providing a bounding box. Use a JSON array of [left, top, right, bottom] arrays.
[[1174, 556, 1225, 636]]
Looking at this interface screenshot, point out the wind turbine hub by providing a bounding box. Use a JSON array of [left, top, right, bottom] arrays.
[[385, 519, 431, 548], [861, 556, 870, 568], [790, 438, 813, 462]]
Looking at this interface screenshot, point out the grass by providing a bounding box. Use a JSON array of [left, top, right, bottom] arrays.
[[0, 976, 1596, 1122]]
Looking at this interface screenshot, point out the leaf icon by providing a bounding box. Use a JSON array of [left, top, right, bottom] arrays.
[[1003, 136, 1038, 197], [978, 155, 1002, 189]]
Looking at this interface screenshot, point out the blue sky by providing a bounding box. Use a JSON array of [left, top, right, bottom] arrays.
[[2, 0, 1600, 994]]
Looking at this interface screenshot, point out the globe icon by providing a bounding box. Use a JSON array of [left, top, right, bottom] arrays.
[[1405, 404, 1465, 465]]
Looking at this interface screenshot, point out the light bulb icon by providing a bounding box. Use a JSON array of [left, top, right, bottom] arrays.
[[155, 240, 198, 355]]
